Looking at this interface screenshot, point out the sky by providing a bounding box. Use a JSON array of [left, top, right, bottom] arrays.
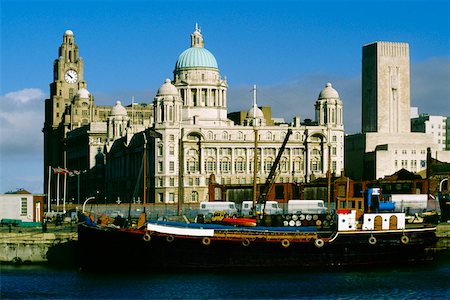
[[1, 0, 449, 194]]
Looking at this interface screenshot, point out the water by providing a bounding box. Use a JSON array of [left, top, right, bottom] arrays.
[[2, 254, 450, 299]]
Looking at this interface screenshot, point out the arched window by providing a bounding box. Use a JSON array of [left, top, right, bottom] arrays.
[[234, 158, 245, 173], [220, 159, 231, 173], [208, 131, 214, 140], [204, 158, 216, 172], [238, 131, 243, 140], [187, 159, 198, 173], [158, 144, 163, 156], [191, 191, 199, 202], [222, 131, 228, 140]]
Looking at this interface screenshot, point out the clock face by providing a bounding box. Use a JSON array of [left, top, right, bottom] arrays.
[[64, 69, 78, 84]]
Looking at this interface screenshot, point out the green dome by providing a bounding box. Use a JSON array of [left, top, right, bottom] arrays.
[[176, 47, 218, 70]]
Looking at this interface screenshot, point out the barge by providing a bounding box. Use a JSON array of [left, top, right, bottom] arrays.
[[77, 210, 437, 270]]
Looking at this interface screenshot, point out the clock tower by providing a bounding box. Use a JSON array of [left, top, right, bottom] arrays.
[[43, 30, 90, 194]]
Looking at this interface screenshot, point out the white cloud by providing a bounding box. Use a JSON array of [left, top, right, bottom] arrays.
[[3, 88, 46, 105], [0, 88, 45, 155], [0, 88, 45, 193]]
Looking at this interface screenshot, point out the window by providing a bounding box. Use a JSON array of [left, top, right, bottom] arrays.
[[21, 197, 27, 215], [195, 178, 200, 186], [170, 177, 175, 187], [169, 134, 175, 142], [191, 191, 199, 202], [158, 161, 163, 173], [222, 131, 228, 140], [169, 145, 174, 155], [169, 193, 175, 202], [332, 147, 337, 156], [332, 161, 337, 171], [220, 160, 231, 173], [187, 160, 198, 173], [264, 160, 273, 172], [332, 135, 337, 142], [158, 193, 164, 203], [158, 145, 163, 156], [235, 160, 245, 172], [205, 160, 216, 172], [169, 161, 175, 172]]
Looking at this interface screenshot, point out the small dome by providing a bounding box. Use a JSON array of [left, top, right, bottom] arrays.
[[111, 101, 127, 116], [77, 88, 90, 99], [65, 30, 74, 36], [176, 47, 218, 70], [157, 79, 178, 96], [247, 105, 265, 119], [318, 83, 340, 99]]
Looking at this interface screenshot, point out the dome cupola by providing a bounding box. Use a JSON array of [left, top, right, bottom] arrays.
[[175, 24, 218, 70], [318, 82, 340, 99], [77, 88, 90, 99], [157, 79, 179, 96], [111, 101, 128, 116]]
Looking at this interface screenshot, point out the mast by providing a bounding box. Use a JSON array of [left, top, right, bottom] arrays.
[[327, 143, 331, 214], [252, 85, 258, 216], [47, 166, 52, 212], [143, 132, 147, 205]]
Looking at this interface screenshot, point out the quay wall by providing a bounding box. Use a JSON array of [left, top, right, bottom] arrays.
[[0, 227, 77, 265], [436, 223, 450, 250]]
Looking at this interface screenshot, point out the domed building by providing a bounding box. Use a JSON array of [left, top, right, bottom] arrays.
[[150, 25, 345, 204]]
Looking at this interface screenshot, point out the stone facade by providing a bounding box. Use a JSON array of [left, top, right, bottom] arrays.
[[362, 42, 411, 134], [346, 41, 444, 181]]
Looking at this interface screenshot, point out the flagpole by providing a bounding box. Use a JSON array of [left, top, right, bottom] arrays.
[[56, 172, 60, 212], [47, 166, 52, 213], [63, 172, 67, 213]]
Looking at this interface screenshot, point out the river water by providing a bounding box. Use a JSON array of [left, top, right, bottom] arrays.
[[2, 253, 450, 299]]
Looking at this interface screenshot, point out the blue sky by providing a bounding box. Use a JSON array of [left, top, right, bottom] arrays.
[[1, 0, 449, 194]]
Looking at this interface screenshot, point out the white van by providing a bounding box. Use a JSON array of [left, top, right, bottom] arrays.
[[199, 202, 238, 216], [241, 201, 283, 216], [287, 200, 327, 214]]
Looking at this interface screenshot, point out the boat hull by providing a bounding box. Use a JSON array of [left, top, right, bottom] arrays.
[[77, 223, 437, 271]]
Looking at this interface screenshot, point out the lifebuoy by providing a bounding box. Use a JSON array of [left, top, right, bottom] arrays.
[[242, 238, 250, 247], [369, 236, 377, 245], [281, 239, 290, 248], [401, 235, 409, 244], [316, 220, 322, 226], [143, 232, 151, 242], [166, 235, 174, 243], [314, 238, 324, 248], [202, 237, 211, 246]]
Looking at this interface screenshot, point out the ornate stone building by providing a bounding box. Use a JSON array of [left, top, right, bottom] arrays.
[[42, 30, 153, 202], [43, 26, 345, 204], [150, 26, 344, 203]]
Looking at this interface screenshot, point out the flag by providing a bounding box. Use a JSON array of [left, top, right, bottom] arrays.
[[52, 167, 68, 174], [68, 170, 81, 176]]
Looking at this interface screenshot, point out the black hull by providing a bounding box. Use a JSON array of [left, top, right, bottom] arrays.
[[77, 224, 437, 271]]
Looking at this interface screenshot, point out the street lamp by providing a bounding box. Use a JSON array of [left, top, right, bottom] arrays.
[[82, 196, 96, 214]]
